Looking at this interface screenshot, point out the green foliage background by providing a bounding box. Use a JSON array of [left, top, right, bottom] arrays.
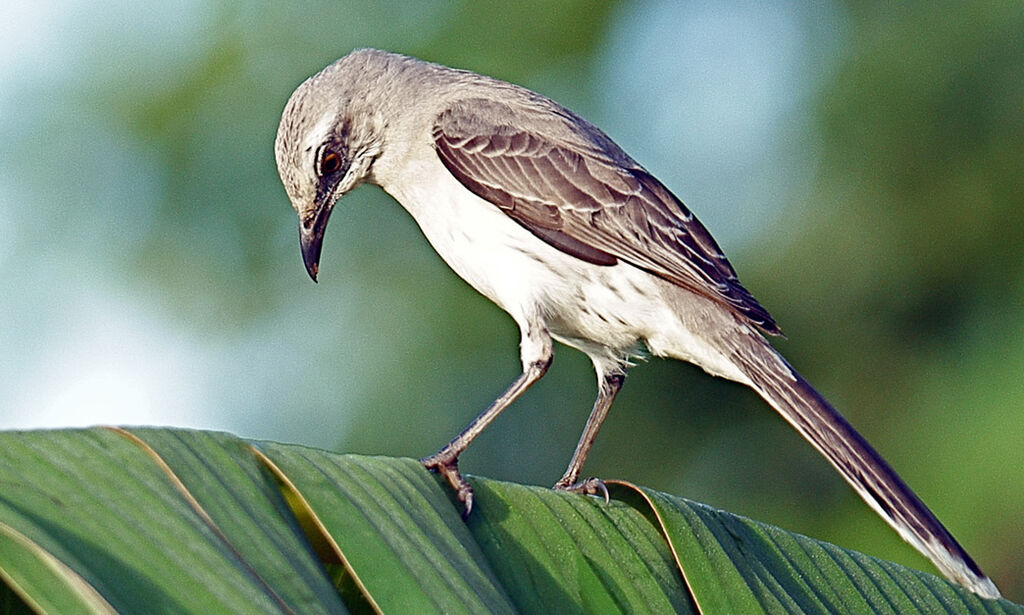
[[1, 0, 1021, 600]]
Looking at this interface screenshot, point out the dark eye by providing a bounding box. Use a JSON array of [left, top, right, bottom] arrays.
[[320, 151, 342, 175]]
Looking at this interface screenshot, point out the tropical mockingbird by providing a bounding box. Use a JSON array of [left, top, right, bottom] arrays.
[[274, 48, 999, 598]]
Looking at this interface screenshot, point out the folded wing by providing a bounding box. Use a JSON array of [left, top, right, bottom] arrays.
[[433, 98, 779, 334]]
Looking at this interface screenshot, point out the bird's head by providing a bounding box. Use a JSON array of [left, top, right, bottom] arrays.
[[274, 52, 389, 281]]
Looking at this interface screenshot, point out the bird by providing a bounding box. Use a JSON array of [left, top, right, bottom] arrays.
[[274, 48, 999, 599]]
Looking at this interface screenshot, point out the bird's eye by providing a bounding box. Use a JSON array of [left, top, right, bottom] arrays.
[[320, 151, 342, 175]]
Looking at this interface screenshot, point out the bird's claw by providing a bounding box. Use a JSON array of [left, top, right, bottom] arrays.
[[421, 451, 474, 518], [553, 477, 610, 504]]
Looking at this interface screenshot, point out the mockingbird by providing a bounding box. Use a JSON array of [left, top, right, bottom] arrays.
[[274, 48, 999, 598]]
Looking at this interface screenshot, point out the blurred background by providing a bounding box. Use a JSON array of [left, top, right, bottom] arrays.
[[2, 0, 1022, 598]]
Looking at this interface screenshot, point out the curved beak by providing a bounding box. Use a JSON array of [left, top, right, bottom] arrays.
[[299, 204, 333, 282]]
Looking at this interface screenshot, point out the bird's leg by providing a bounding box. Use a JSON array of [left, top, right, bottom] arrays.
[[553, 370, 625, 502], [421, 361, 550, 514], [422, 324, 552, 516]]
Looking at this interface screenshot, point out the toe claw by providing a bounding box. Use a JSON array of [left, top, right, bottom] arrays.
[[421, 451, 475, 518], [554, 477, 609, 504]]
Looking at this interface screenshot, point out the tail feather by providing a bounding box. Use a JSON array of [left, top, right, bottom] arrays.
[[731, 334, 1000, 599]]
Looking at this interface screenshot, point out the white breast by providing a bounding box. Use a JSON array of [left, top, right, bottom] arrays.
[[373, 145, 749, 383], [378, 151, 568, 313]]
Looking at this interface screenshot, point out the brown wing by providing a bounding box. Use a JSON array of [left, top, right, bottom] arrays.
[[433, 98, 779, 334]]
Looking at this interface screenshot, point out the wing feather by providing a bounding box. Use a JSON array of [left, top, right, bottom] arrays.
[[433, 98, 779, 334]]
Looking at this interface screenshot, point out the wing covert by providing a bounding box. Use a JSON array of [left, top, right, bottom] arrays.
[[433, 98, 779, 334]]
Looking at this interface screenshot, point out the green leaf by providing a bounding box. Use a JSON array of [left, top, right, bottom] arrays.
[[0, 428, 311, 613], [0, 522, 114, 615], [465, 479, 693, 614], [0, 428, 1019, 614], [120, 429, 347, 614], [255, 444, 516, 615], [614, 484, 1019, 615]]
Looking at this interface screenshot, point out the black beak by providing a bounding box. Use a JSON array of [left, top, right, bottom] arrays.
[[299, 205, 332, 282]]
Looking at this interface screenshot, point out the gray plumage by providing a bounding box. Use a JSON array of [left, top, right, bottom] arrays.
[[274, 48, 999, 599]]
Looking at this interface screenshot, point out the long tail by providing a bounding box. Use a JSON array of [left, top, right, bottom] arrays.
[[730, 333, 1000, 599]]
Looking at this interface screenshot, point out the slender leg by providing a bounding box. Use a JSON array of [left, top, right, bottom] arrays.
[[553, 370, 625, 500], [421, 355, 551, 516]]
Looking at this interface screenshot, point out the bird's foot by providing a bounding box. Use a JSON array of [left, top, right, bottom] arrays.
[[553, 477, 610, 504], [420, 450, 474, 518]]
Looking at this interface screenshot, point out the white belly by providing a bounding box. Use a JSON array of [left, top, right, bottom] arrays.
[[376, 152, 749, 383]]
